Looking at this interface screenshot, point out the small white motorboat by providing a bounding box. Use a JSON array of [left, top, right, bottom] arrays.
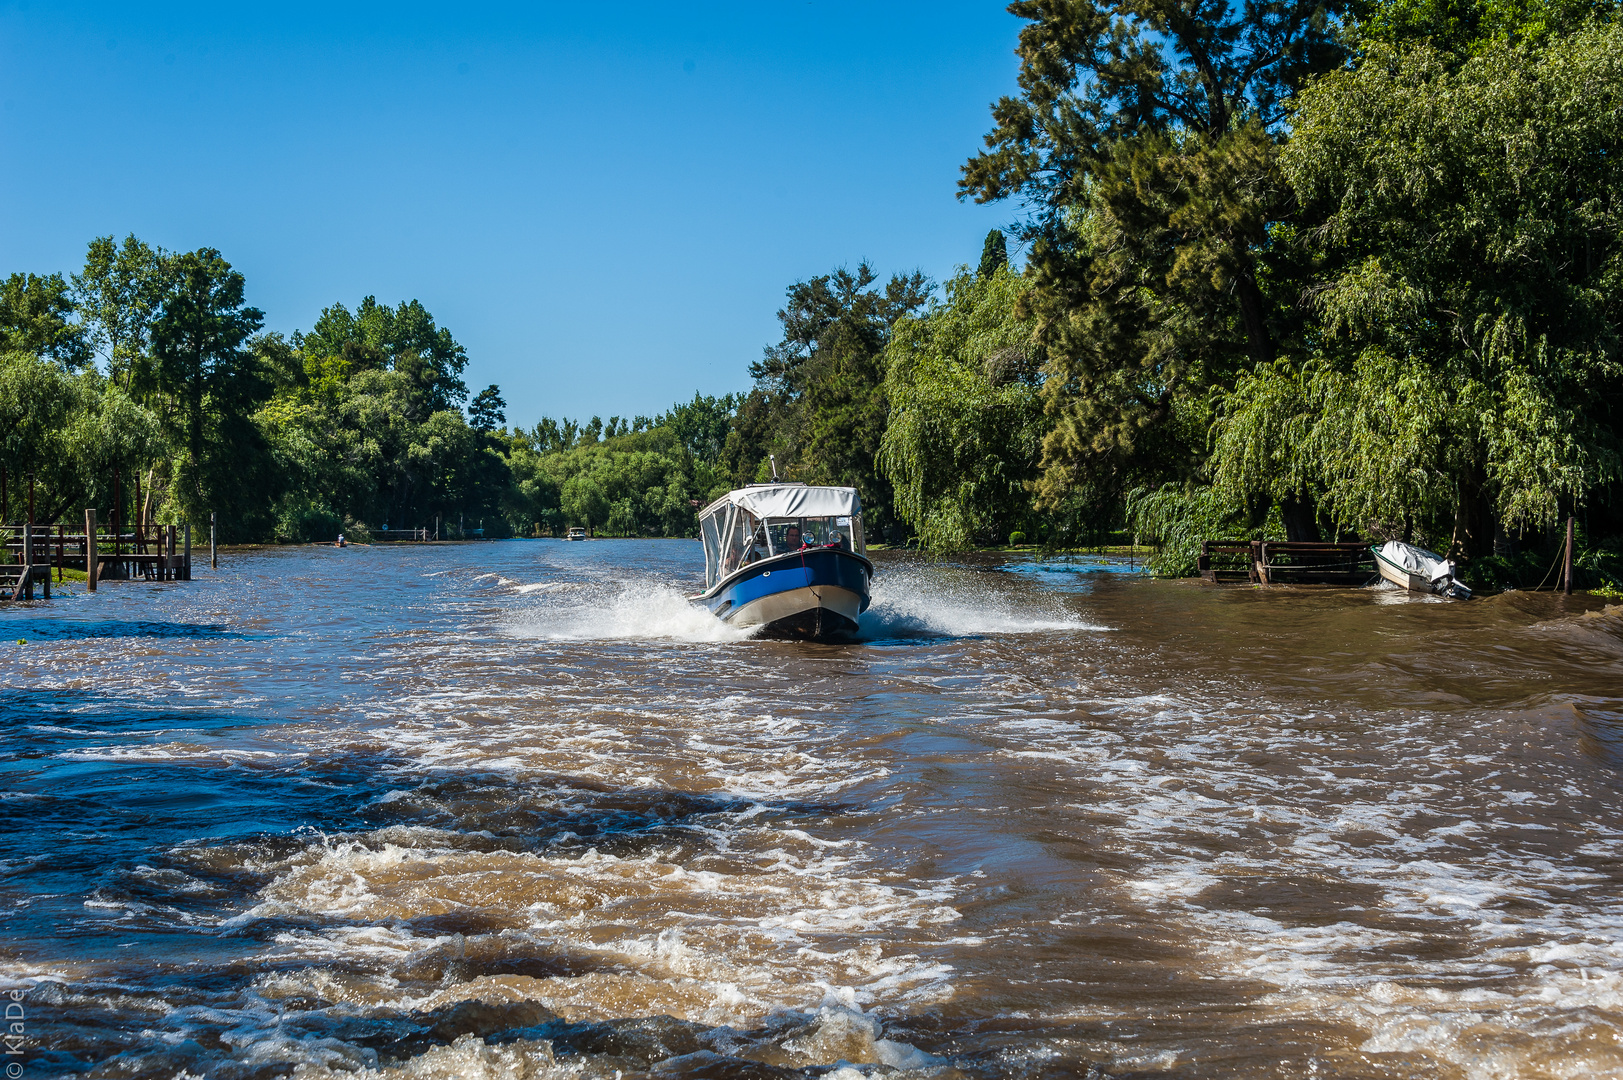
[[1372, 540, 1472, 599], [565, 527, 588, 541]]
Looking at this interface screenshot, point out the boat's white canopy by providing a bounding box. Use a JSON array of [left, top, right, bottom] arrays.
[[1378, 540, 1455, 582], [699, 483, 860, 522]]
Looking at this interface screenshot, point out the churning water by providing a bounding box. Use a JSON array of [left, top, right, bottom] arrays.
[[2, 540, 1622, 1078]]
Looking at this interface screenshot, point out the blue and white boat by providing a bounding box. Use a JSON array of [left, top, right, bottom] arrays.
[[693, 483, 873, 640]]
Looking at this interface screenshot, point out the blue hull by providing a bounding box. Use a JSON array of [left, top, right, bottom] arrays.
[[698, 548, 872, 641]]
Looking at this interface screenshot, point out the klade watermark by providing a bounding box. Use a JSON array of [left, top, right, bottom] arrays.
[[4, 987, 25, 1077]]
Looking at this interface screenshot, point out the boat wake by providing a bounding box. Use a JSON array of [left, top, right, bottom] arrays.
[[503, 578, 756, 643], [857, 566, 1108, 640], [496, 565, 1105, 645]]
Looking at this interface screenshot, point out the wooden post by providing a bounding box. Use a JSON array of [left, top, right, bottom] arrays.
[[40, 529, 49, 599], [56, 523, 62, 582], [210, 512, 217, 569], [183, 523, 191, 580], [167, 524, 176, 582], [86, 509, 98, 591], [19, 518, 31, 601], [1563, 515, 1575, 595]]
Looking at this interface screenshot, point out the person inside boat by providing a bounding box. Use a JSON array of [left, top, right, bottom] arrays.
[[782, 524, 804, 550]]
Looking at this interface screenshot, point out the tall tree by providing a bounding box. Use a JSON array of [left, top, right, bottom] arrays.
[[468, 384, 506, 432], [0, 273, 92, 369], [299, 296, 470, 411], [977, 229, 1009, 280], [962, 0, 1347, 532], [881, 264, 1046, 551], [748, 263, 931, 535], [71, 235, 170, 385], [147, 249, 270, 527], [1208, 24, 1623, 556]]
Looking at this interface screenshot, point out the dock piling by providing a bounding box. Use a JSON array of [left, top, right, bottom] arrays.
[[1563, 515, 1575, 595], [86, 509, 98, 591]]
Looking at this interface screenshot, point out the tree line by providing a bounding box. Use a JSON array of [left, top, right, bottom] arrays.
[[4, 0, 1623, 587]]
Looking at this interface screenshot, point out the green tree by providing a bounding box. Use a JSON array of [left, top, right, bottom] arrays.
[[962, 0, 1347, 536], [1352, 0, 1611, 56], [0, 352, 77, 520], [748, 263, 932, 537], [880, 265, 1046, 551], [299, 297, 470, 411], [146, 249, 272, 530], [71, 235, 170, 385], [0, 273, 92, 369], [662, 392, 738, 463], [977, 229, 1009, 280], [1210, 25, 1623, 556], [469, 384, 506, 432]]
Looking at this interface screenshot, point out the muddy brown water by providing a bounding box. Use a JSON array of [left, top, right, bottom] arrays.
[[1, 541, 1620, 1079]]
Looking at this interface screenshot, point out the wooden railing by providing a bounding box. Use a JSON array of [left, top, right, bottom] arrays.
[[1, 511, 193, 600], [1198, 540, 1375, 586]]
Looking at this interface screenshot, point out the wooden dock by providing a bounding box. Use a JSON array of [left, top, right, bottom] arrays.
[[3, 511, 193, 601], [1198, 540, 1375, 586]]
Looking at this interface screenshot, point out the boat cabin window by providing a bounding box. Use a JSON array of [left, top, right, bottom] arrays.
[[706, 507, 763, 587], [762, 515, 864, 557], [699, 504, 865, 590]]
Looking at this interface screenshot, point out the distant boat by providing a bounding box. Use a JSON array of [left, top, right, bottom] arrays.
[[693, 483, 873, 641], [565, 527, 588, 541], [1372, 540, 1472, 599]]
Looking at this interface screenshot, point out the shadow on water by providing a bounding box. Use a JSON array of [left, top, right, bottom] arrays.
[[0, 619, 245, 641]]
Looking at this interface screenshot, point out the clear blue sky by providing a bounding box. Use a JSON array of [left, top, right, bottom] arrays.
[[0, 2, 1025, 427]]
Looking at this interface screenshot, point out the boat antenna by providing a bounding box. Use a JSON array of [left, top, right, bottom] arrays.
[[769, 454, 779, 481]]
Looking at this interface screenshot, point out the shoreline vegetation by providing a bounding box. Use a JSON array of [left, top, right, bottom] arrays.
[[5, 0, 1623, 593]]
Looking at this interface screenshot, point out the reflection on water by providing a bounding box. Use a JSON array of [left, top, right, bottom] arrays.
[[1, 540, 1621, 1078]]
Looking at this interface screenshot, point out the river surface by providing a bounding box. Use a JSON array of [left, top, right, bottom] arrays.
[[2, 541, 1622, 1079]]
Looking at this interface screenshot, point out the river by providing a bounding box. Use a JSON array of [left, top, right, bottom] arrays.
[[2, 541, 1621, 1079]]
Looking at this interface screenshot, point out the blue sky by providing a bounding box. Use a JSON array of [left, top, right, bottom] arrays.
[[0, 2, 1026, 426]]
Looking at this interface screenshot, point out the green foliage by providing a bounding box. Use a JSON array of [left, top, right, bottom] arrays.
[[744, 263, 932, 538], [298, 296, 470, 411], [1352, 0, 1612, 56], [469, 384, 506, 432], [507, 424, 703, 537], [963, 0, 1347, 528], [146, 249, 272, 530], [72, 235, 170, 384], [1009, 530, 1027, 546], [1243, 25, 1623, 554], [0, 273, 92, 370], [977, 230, 1008, 280], [880, 265, 1046, 552]]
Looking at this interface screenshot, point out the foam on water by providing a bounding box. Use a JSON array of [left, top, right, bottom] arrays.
[[858, 565, 1108, 639], [503, 578, 756, 643]]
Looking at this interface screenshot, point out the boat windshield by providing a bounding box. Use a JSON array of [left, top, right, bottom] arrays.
[[699, 509, 865, 589], [761, 515, 864, 557]]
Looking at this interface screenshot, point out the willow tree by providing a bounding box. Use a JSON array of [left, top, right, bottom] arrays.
[[1211, 24, 1623, 556], [962, 0, 1347, 538], [880, 264, 1045, 551]]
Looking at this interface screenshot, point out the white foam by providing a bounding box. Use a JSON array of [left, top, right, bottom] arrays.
[[504, 578, 754, 643], [859, 567, 1106, 639]]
